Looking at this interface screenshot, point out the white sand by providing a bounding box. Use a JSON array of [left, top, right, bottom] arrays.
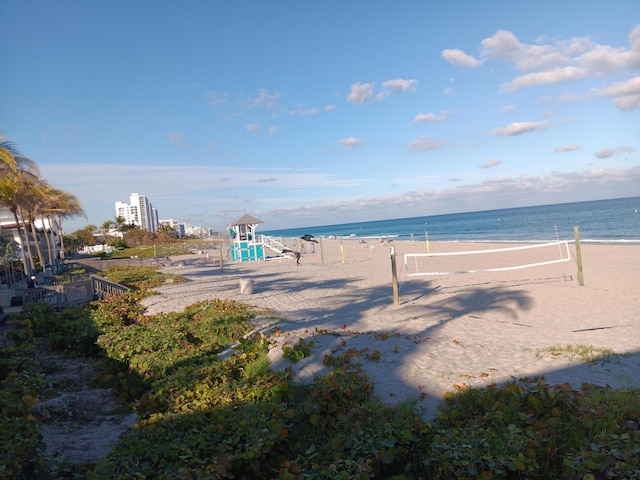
[[142, 239, 640, 419]]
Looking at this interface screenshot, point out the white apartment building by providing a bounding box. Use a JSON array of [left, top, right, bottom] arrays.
[[159, 219, 185, 237], [115, 193, 159, 232]]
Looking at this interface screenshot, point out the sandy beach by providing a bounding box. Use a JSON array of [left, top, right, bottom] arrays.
[[142, 239, 640, 419]]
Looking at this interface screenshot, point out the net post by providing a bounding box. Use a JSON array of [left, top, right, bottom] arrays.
[[425, 230, 430, 253], [319, 237, 325, 265], [391, 246, 400, 305], [573, 226, 584, 286]]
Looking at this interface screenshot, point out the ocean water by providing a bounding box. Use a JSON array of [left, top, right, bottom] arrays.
[[263, 197, 640, 244]]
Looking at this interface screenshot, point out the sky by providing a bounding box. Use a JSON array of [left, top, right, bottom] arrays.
[[1, 1, 639, 233]]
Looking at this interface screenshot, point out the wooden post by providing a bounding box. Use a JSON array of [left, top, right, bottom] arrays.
[[390, 246, 399, 305], [340, 236, 345, 264], [219, 234, 224, 271], [425, 230, 430, 254], [574, 226, 584, 286], [319, 237, 325, 265]]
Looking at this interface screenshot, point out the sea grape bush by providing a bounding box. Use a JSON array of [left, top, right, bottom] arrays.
[[101, 265, 187, 291], [0, 315, 47, 479]]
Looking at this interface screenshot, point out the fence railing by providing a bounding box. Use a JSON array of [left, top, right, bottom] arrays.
[[21, 274, 128, 309], [92, 275, 129, 299], [260, 235, 289, 255]]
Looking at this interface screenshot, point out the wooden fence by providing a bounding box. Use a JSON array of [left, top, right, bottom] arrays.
[[21, 275, 128, 309]]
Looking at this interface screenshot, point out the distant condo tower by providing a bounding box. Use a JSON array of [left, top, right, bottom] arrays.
[[115, 193, 159, 232]]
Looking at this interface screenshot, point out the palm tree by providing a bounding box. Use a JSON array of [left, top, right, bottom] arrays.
[[39, 187, 84, 263], [0, 136, 19, 172], [1, 136, 85, 272], [101, 220, 114, 241], [0, 154, 41, 275], [36, 182, 69, 268], [18, 175, 59, 273], [115, 215, 126, 234], [53, 191, 85, 258]]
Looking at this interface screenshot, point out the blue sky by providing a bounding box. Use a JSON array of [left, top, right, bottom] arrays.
[[1, 1, 639, 233]]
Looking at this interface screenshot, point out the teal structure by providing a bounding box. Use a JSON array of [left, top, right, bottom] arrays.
[[229, 214, 265, 262]]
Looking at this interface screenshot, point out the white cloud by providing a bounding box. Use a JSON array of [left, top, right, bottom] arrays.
[[290, 103, 336, 116], [447, 25, 640, 93], [490, 121, 549, 136], [246, 123, 261, 132], [246, 89, 283, 109], [290, 107, 319, 116], [346, 82, 374, 105], [412, 110, 453, 123], [204, 91, 228, 106], [337, 137, 362, 148], [376, 78, 418, 100], [501, 66, 584, 92], [409, 137, 446, 152], [555, 145, 581, 153], [591, 75, 640, 111], [479, 159, 502, 168], [441, 48, 482, 67], [595, 146, 635, 158], [502, 105, 516, 113], [347, 79, 417, 104]]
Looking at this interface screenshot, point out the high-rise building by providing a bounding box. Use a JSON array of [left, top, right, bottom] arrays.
[[115, 193, 159, 232]]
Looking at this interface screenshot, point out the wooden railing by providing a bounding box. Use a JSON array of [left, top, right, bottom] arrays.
[[91, 275, 129, 299], [21, 275, 128, 309]]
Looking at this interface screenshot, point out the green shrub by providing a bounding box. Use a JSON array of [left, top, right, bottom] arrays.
[[90, 290, 147, 328], [100, 265, 186, 291], [0, 318, 47, 479]]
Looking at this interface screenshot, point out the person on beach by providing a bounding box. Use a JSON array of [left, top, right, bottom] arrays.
[[282, 248, 302, 266]]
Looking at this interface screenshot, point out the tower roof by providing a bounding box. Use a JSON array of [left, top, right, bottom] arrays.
[[231, 214, 264, 226]]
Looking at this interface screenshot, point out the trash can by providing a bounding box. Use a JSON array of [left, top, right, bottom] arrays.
[[238, 279, 254, 295]]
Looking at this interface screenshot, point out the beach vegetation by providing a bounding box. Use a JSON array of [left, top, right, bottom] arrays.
[[100, 264, 188, 291], [2, 276, 639, 479], [537, 344, 619, 363], [282, 337, 316, 362]]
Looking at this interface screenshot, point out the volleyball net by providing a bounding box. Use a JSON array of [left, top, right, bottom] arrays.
[[403, 241, 572, 277]]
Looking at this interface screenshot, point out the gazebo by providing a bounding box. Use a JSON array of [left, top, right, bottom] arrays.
[[229, 214, 264, 262]]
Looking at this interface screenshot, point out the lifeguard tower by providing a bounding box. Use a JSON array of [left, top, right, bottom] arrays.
[[229, 214, 265, 262]]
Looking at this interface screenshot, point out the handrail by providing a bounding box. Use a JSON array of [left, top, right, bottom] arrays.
[[91, 274, 129, 299], [260, 235, 289, 255], [20, 275, 128, 309]]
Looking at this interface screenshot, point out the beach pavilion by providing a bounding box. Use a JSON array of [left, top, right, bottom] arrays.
[[229, 214, 265, 262]]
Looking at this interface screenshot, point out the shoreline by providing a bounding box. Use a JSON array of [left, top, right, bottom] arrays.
[[143, 240, 640, 419]]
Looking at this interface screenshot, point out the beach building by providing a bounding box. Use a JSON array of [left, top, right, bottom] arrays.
[[159, 219, 185, 238], [0, 212, 62, 294], [115, 193, 159, 233], [229, 214, 264, 262]]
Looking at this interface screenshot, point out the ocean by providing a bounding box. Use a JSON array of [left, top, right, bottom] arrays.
[[262, 197, 640, 244]]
